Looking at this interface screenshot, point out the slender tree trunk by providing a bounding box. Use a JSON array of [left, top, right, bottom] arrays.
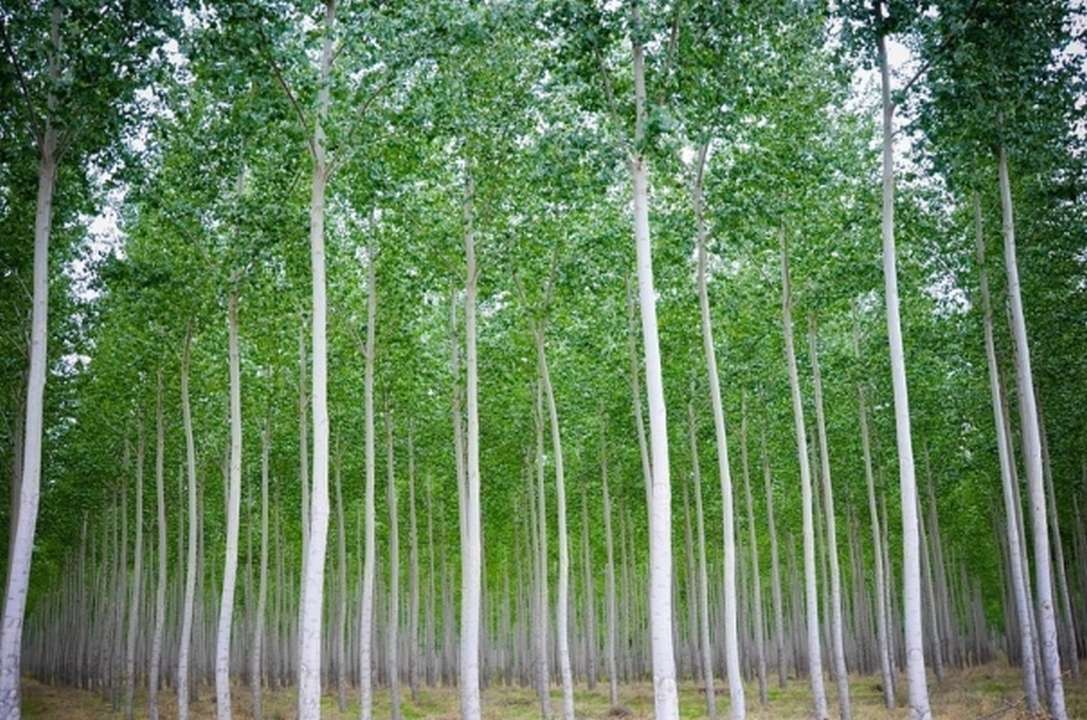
[[215, 292, 243, 720], [780, 233, 829, 720], [761, 426, 788, 688], [332, 451, 347, 712], [808, 317, 851, 720], [298, 3, 336, 717], [739, 398, 768, 707], [460, 169, 483, 719], [580, 491, 597, 692], [385, 399, 402, 720], [178, 329, 199, 720], [686, 404, 717, 719], [853, 315, 895, 709], [408, 427, 421, 701], [629, 14, 679, 711], [125, 424, 145, 720], [601, 427, 620, 708], [360, 238, 378, 720], [0, 18, 59, 707], [536, 328, 575, 720], [252, 420, 270, 720], [876, 18, 931, 719], [691, 142, 743, 720], [998, 143, 1067, 719], [149, 371, 167, 720]]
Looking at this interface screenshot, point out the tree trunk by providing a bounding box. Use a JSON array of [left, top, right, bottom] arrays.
[[149, 371, 167, 720], [0, 66, 58, 716], [177, 329, 199, 720], [853, 315, 895, 709], [876, 18, 931, 719], [691, 142, 743, 720], [125, 424, 145, 720], [359, 237, 378, 720], [998, 143, 1067, 719], [739, 398, 768, 707], [808, 317, 851, 720], [252, 420, 270, 720], [460, 169, 483, 719], [780, 233, 829, 720], [536, 328, 575, 720], [297, 3, 336, 718], [408, 427, 421, 701], [601, 428, 620, 708], [385, 399, 402, 720], [761, 426, 788, 688], [215, 292, 243, 720], [686, 404, 717, 719]]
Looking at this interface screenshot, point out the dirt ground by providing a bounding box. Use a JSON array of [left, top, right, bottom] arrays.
[[21, 662, 1087, 719]]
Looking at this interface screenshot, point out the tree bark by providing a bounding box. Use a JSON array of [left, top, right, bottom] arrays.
[[359, 237, 378, 720], [998, 143, 1067, 719], [124, 424, 145, 720], [808, 316, 851, 720], [876, 16, 931, 719], [687, 404, 717, 719], [252, 420, 270, 720], [216, 291, 243, 720], [177, 329, 199, 720], [385, 399, 402, 720], [780, 233, 828, 720], [149, 371, 167, 720]]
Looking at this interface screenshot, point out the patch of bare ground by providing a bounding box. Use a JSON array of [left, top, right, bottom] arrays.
[[20, 661, 1087, 719]]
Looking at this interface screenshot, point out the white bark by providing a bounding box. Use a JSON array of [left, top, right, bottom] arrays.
[[359, 240, 377, 720], [876, 21, 931, 720], [149, 371, 167, 720], [691, 141, 743, 719], [0, 32, 58, 713], [998, 144, 1067, 719], [739, 399, 767, 707], [536, 329, 575, 720], [761, 426, 787, 688], [779, 233, 828, 720], [298, 3, 335, 717], [853, 316, 895, 709], [177, 329, 198, 720], [385, 401, 401, 720], [252, 420, 270, 720], [216, 292, 243, 720], [601, 431, 619, 708], [808, 317, 851, 720], [460, 170, 483, 719], [686, 405, 717, 719], [125, 425, 144, 720]]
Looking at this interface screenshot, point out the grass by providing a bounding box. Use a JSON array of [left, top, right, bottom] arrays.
[[21, 661, 1087, 719]]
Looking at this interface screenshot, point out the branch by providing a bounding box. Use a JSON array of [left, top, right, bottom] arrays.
[[0, 16, 43, 142], [257, 25, 313, 154], [326, 71, 396, 180], [895, 0, 981, 101]]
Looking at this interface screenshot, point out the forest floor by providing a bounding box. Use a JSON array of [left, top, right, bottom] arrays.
[[21, 662, 1087, 719]]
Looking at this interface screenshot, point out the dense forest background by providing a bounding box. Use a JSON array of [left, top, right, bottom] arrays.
[[1, 1, 1086, 719]]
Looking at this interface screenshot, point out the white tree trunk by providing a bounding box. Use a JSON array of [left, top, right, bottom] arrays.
[[125, 425, 145, 720], [359, 240, 378, 720], [298, 4, 335, 717], [0, 105, 58, 720], [739, 399, 768, 707], [760, 426, 787, 688], [252, 420, 270, 720], [601, 430, 620, 708], [876, 24, 931, 720], [998, 144, 1067, 720], [537, 329, 575, 720], [149, 371, 167, 720], [691, 142, 742, 719], [216, 292, 243, 720], [808, 317, 851, 720], [686, 405, 717, 719], [385, 401, 402, 720], [779, 234, 829, 720], [460, 170, 483, 719], [853, 316, 895, 709], [177, 329, 198, 720]]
